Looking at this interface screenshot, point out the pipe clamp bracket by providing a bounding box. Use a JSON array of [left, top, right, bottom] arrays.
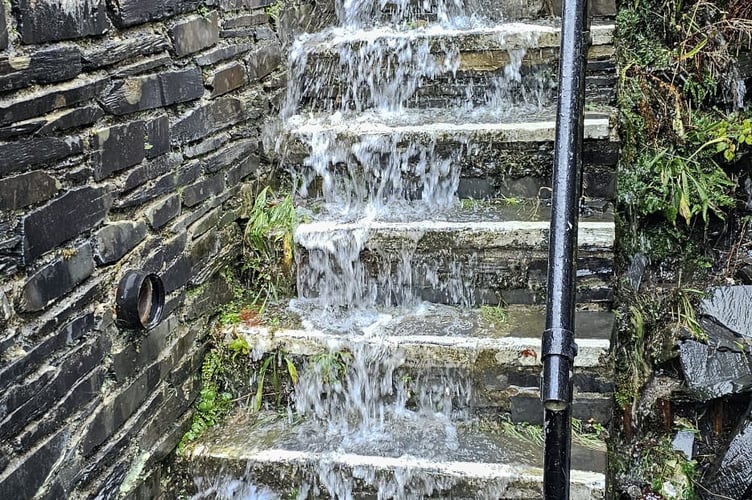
[[542, 327, 578, 361]]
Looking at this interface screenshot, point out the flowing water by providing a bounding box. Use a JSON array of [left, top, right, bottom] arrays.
[[200, 2, 560, 498]]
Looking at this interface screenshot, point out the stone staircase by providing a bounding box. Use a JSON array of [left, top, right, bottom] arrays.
[[180, 0, 617, 497]]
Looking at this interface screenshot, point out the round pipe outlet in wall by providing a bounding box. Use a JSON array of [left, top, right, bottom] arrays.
[[116, 270, 165, 330]]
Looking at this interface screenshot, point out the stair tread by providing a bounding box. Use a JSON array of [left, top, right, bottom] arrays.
[[285, 107, 616, 141], [297, 21, 615, 53], [238, 304, 612, 369], [185, 412, 606, 496]]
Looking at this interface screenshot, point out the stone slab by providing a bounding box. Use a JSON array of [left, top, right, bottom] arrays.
[[15, 0, 110, 44]]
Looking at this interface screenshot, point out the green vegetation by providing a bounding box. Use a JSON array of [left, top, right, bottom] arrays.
[[613, 0, 751, 496], [480, 304, 509, 324]]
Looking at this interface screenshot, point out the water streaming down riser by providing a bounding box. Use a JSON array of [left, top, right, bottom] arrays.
[[183, 0, 619, 497]]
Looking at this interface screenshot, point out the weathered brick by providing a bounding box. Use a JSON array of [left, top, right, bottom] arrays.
[[170, 11, 220, 57], [246, 42, 282, 81], [218, 0, 274, 10], [226, 153, 260, 185], [144, 194, 181, 229], [111, 317, 175, 381], [0, 46, 82, 92], [92, 121, 146, 180], [202, 138, 256, 174], [100, 67, 204, 115], [0, 336, 109, 441], [0, 313, 95, 393], [182, 173, 225, 207], [184, 273, 233, 320], [0, 136, 83, 177], [93, 221, 148, 265], [0, 1, 6, 50], [145, 115, 170, 159], [0, 75, 108, 126], [162, 254, 192, 293], [36, 105, 105, 136], [16, 367, 105, 451], [22, 186, 112, 263], [81, 361, 163, 456], [122, 152, 180, 193], [0, 120, 45, 140], [20, 243, 95, 312], [116, 158, 200, 209], [207, 61, 248, 97], [183, 132, 230, 158], [223, 12, 269, 28], [0, 431, 66, 499], [188, 207, 221, 239], [0, 171, 60, 210], [194, 42, 253, 66], [108, 0, 203, 28], [171, 96, 244, 144], [112, 53, 172, 79], [189, 227, 219, 270], [81, 33, 170, 70], [15, 0, 110, 44]]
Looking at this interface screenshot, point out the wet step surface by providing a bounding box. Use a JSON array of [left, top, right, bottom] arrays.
[[183, 412, 606, 499]]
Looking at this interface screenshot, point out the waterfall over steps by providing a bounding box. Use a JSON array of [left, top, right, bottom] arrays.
[[181, 0, 619, 497]]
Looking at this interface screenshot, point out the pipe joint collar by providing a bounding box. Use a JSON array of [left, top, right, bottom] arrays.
[[542, 327, 578, 361]]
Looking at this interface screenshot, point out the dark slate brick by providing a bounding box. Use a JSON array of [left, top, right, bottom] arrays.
[[108, 0, 203, 28], [219, 27, 255, 38], [162, 232, 188, 266], [0, 75, 108, 126], [100, 67, 204, 115], [81, 361, 163, 456], [36, 105, 105, 136], [182, 173, 225, 207], [122, 152, 180, 192], [0, 120, 45, 140], [81, 33, 170, 70], [111, 317, 174, 381], [226, 153, 260, 185], [171, 96, 244, 144], [188, 207, 220, 239], [189, 227, 219, 269], [112, 53, 171, 78], [203, 138, 256, 173], [170, 11, 219, 57], [0, 431, 66, 499], [0, 46, 82, 92], [219, 0, 274, 10], [246, 42, 281, 81], [0, 1, 6, 50], [93, 221, 147, 265], [145, 115, 170, 159], [1, 336, 109, 441], [92, 121, 146, 180], [0, 136, 83, 177], [162, 255, 191, 293], [0, 313, 95, 393], [183, 132, 230, 158], [144, 194, 181, 229], [20, 243, 95, 312], [223, 12, 269, 28], [0, 171, 60, 210], [115, 158, 200, 209], [184, 273, 233, 320], [208, 61, 247, 97], [22, 186, 112, 264], [194, 42, 253, 66], [16, 368, 105, 451], [15, 0, 110, 44]]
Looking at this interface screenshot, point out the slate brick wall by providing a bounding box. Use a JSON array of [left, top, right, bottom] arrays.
[[0, 0, 286, 497]]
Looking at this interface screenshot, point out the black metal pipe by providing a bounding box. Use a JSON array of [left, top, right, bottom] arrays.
[[542, 0, 589, 496]]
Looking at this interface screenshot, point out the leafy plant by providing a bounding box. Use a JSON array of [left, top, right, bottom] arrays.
[[252, 350, 299, 412], [242, 186, 297, 306], [480, 304, 509, 324]]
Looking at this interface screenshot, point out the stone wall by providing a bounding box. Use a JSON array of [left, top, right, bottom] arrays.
[[0, 0, 287, 497]]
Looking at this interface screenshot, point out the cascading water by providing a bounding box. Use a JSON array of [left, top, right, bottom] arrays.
[[228, 2, 559, 498]]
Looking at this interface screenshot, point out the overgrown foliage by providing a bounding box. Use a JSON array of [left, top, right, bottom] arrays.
[[613, 0, 751, 497]]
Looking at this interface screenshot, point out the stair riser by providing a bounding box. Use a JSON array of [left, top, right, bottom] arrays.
[[290, 55, 615, 114], [297, 247, 613, 307], [186, 454, 605, 500]]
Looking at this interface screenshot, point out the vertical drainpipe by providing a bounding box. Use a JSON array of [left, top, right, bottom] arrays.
[[542, 0, 589, 497]]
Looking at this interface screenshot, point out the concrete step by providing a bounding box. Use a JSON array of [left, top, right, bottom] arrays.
[[236, 303, 613, 422], [284, 22, 615, 114], [180, 412, 607, 499], [294, 203, 615, 307], [280, 108, 619, 204]]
